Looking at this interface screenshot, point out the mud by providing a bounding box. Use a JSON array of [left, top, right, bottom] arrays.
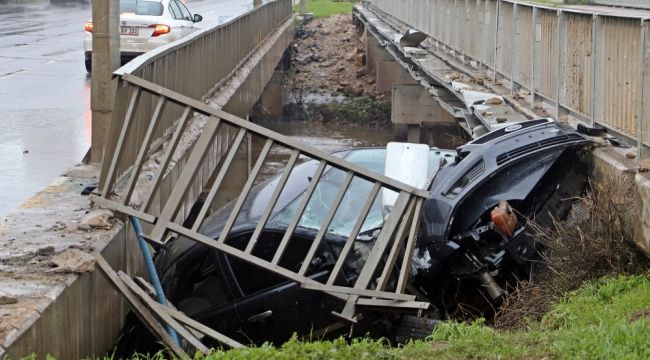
[[267, 14, 390, 127]]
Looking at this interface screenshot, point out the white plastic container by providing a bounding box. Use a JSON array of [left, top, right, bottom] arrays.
[[382, 142, 430, 213]]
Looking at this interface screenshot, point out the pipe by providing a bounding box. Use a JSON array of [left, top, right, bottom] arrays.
[[130, 216, 181, 346]]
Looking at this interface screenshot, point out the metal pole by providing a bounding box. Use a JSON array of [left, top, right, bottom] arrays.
[[130, 216, 181, 346], [90, 0, 120, 163]]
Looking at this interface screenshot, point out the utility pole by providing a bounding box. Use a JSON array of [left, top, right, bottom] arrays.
[[90, 0, 120, 163]]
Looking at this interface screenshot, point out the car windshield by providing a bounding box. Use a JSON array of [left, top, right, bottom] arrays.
[[272, 148, 455, 238], [120, 0, 164, 16]]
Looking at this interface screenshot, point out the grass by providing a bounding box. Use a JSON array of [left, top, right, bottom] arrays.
[[293, 0, 354, 18], [76, 274, 648, 360]]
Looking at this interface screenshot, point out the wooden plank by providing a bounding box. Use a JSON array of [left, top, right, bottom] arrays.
[[164, 306, 244, 349]]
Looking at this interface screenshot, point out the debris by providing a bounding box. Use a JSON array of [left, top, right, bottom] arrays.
[[629, 309, 650, 323], [22, 150, 29, 154], [48, 248, 96, 273], [81, 209, 114, 230], [491, 201, 517, 237], [484, 97, 503, 105], [626, 152, 637, 159], [0, 295, 17, 305], [496, 117, 508, 123], [36, 246, 55, 256]]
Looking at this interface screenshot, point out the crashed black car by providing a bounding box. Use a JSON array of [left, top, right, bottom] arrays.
[[120, 118, 590, 349]]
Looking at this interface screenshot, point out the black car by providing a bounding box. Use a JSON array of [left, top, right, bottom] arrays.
[[120, 119, 590, 350]]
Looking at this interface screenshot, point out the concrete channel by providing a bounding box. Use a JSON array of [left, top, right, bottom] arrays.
[[4, 0, 650, 358]]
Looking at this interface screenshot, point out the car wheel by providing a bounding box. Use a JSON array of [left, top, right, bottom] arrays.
[[394, 314, 439, 343], [85, 57, 92, 73]]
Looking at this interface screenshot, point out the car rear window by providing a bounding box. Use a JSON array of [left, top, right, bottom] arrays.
[[120, 0, 164, 16]]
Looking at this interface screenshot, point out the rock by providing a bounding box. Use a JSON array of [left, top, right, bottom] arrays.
[[354, 53, 365, 67], [81, 209, 114, 230], [48, 248, 96, 273], [496, 117, 508, 123], [0, 295, 17, 305], [37, 246, 55, 256], [445, 72, 461, 81], [626, 152, 637, 159], [484, 97, 503, 105], [345, 50, 356, 61]]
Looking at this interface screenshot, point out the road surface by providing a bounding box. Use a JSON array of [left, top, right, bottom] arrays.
[[0, 0, 254, 218]]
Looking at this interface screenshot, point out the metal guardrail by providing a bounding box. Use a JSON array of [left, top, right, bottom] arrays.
[[365, 0, 650, 159], [591, 0, 650, 10], [93, 75, 432, 339], [99, 0, 293, 194]]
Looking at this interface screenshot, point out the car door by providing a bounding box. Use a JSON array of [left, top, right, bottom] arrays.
[[170, 0, 196, 37], [222, 231, 341, 345]]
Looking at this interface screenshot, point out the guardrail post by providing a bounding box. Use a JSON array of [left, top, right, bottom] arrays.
[[511, 3, 519, 94], [555, 10, 566, 121], [531, 6, 540, 105], [638, 19, 649, 163], [592, 14, 603, 127]]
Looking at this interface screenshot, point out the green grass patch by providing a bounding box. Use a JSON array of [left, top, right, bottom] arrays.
[[25, 274, 648, 359], [293, 0, 354, 18]]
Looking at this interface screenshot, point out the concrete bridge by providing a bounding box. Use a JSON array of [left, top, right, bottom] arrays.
[[3, 0, 650, 358]]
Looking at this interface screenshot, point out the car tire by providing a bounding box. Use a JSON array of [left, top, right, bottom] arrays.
[[85, 57, 92, 73], [394, 314, 439, 343]]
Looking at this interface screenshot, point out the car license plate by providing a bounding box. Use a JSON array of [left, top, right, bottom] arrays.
[[120, 26, 139, 36]]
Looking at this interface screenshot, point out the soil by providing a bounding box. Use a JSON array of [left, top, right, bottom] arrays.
[[258, 14, 391, 127]]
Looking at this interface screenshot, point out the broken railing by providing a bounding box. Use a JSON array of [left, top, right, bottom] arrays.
[[92, 74, 432, 352]]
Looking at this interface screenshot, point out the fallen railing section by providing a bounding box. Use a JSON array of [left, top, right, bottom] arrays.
[[92, 75, 432, 349]]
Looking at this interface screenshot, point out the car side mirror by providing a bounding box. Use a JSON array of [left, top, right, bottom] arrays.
[[193, 14, 203, 22]]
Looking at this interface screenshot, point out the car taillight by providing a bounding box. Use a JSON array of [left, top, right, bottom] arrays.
[[149, 24, 170, 37], [84, 21, 93, 33]]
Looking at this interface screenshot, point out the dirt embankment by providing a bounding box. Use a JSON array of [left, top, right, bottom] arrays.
[[256, 14, 391, 127]]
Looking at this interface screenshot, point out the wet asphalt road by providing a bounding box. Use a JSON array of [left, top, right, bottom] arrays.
[[0, 0, 254, 218]]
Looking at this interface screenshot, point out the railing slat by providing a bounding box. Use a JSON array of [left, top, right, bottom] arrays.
[[326, 182, 382, 286], [101, 87, 142, 197], [150, 118, 222, 242], [142, 106, 193, 212], [191, 128, 248, 232], [298, 171, 354, 276], [396, 197, 424, 294], [271, 160, 327, 265], [245, 149, 300, 253], [376, 198, 416, 291], [123, 97, 167, 205], [217, 138, 274, 243]]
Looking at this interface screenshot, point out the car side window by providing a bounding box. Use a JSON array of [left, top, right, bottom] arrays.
[[176, 0, 194, 21], [168, 1, 182, 20]]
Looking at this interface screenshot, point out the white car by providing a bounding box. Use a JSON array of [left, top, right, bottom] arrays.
[[84, 0, 203, 72]]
